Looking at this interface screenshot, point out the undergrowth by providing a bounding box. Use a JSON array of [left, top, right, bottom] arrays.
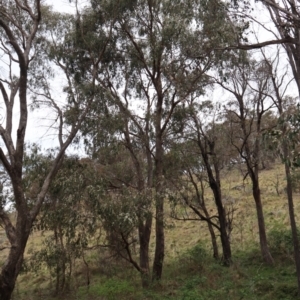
[[10, 164, 300, 299], [12, 237, 299, 300]]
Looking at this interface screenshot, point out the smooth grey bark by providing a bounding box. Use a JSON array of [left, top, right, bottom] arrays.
[[0, 3, 95, 298]]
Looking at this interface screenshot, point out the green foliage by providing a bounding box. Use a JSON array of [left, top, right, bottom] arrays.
[[273, 282, 298, 300], [23, 145, 53, 207], [78, 278, 135, 300], [26, 155, 103, 294], [185, 243, 208, 264], [266, 102, 300, 169], [179, 276, 205, 300], [176, 243, 208, 276], [17, 233, 300, 300], [7, 1, 300, 299], [268, 227, 300, 259], [29, 235, 80, 281], [99, 186, 152, 258]]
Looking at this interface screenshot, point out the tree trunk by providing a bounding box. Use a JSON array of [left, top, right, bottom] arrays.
[[283, 144, 300, 296], [241, 113, 273, 264], [152, 78, 165, 281], [210, 166, 231, 265], [54, 227, 60, 295], [152, 134, 165, 281], [210, 178, 232, 265], [217, 205, 232, 265], [197, 135, 232, 265], [0, 253, 24, 300], [203, 204, 219, 259], [0, 218, 31, 300], [252, 180, 274, 265], [152, 193, 165, 281], [139, 215, 152, 287], [208, 223, 219, 259]]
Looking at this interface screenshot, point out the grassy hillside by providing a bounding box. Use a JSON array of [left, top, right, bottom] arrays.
[[2, 162, 300, 299]]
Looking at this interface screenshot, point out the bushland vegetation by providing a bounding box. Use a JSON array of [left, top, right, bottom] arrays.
[[1, 0, 300, 299]]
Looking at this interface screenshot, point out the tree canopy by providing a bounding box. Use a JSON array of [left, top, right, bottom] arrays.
[[1, 0, 300, 299]]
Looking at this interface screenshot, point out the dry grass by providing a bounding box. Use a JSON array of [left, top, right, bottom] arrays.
[[164, 162, 300, 259], [1, 161, 299, 298]]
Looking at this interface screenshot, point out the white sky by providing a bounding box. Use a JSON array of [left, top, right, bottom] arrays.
[[39, 0, 299, 149], [1, 1, 297, 157], [26, 1, 83, 154], [46, 0, 76, 13], [47, 0, 89, 13]]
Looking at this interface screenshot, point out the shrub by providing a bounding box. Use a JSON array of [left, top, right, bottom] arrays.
[[88, 278, 135, 300], [268, 227, 300, 259]]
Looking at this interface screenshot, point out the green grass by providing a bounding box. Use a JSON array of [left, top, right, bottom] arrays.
[[12, 243, 299, 300]]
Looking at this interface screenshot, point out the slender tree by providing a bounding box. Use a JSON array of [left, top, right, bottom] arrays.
[[217, 58, 275, 264], [259, 48, 300, 295], [164, 136, 220, 259], [189, 102, 233, 265], [0, 3, 112, 298], [84, 0, 223, 282]]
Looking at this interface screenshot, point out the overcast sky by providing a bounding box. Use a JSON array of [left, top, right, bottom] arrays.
[[25, 1, 83, 154], [1, 1, 296, 157], [47, 0, 89, 13], [47, 0, 75, 13]]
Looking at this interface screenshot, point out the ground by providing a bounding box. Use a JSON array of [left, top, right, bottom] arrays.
[[1, 162, 299, 299]]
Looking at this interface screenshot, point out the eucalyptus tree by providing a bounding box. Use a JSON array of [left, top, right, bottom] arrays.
[[105, 1, 208, 280], [234, 0, 300, 293], [86, 134, 154, 287], [233, 0, 300, 285], [0, 2, 113, 299], [24, 154, 100, 295], [259, 0, 300, 96], [216, 57, 276, 265], [165, 130, 227, 261], [80, 0, 242, 282], [70, 5, 155, 285], [231, 1, 300, 94], [257, 48, 300, 295], [186, 100, 234, 265]]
